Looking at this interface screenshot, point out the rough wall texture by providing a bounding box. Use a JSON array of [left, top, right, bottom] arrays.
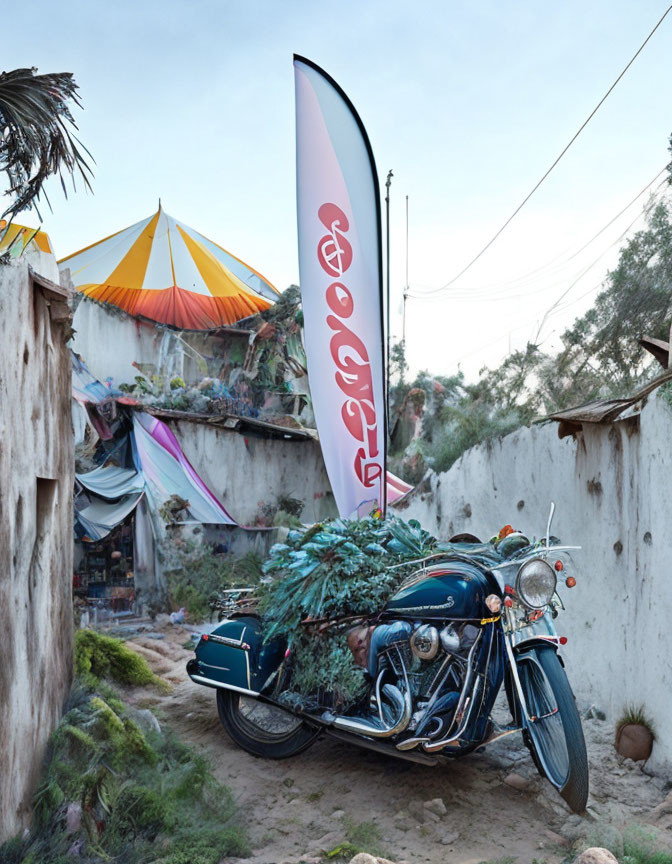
[[71, 298, 164, 387], [0, 262, 74, 839], [398, 393, 672, 770], [165, 419, 337, 526]]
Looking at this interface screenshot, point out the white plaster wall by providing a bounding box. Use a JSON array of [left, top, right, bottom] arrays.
[[0, 261, 74, 839], [398, 395, 672, 770], [165, 420, 337, 526], [71, 298, 165, 387]]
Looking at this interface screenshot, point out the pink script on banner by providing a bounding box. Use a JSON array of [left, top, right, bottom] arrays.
[[316, 202, 383, 491]]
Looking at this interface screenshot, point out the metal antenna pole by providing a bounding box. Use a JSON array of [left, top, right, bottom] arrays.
[[385, 169, 393, 414], [402, 194, 409, 345], [383, 169, 393, 518]]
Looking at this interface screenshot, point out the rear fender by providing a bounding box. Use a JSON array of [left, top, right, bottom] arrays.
[[187, 616, 286, 695]]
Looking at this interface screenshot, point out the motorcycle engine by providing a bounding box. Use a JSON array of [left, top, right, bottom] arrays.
[[363, 620, 479, 739]]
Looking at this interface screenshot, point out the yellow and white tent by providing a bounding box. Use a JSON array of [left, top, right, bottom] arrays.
[[58, 204, 278, 330], [0, 221, 54, 257]]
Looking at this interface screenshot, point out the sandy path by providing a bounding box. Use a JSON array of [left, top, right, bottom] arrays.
[[124, 625, 669, 864]]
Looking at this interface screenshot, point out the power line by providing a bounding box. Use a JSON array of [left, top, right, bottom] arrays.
[[533, 179, 669, 340], [416, 4, 672, 298], [450, 182, 670, 367], [409, 166, 669, 304]]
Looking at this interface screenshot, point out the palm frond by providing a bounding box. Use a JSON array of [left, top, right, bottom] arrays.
[[0, 66, 94, 223]]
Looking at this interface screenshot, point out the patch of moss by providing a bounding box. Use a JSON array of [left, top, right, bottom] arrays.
[[0, 678, 247, 864], [75, 629, 165, 689]]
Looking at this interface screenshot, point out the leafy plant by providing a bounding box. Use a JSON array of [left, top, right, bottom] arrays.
[[0, 678, 248, 864], [0, 67, 93, 224], [163, 542, 263, 622], [75, 629, 165, 689], [259, 515, 438, 705]]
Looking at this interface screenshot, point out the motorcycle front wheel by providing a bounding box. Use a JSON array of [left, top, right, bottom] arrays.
[[217, 689, 320, 759], [513, 645, 589, 813]]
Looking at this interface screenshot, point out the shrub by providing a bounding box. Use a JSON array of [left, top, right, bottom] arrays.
[[74, 629, 159, 687], [164, 544, 263, 622], [0, 680, 248, 864]]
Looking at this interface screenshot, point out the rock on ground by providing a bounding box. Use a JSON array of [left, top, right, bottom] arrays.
[[574, 848, 619, 864], [503, 771, 531, 791], [423, 797, 447, 816]]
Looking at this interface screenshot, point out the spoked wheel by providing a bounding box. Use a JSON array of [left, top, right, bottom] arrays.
[[514, 645, 588, 813], [217, 689, 320, 758]]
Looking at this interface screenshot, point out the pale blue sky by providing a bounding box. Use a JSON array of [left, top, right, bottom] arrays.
[[5, 1, 672, 377]]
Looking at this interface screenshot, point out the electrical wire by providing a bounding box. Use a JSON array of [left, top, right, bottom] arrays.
[[414, 4, 672, 298], [408, 172, 668, 306], [409, 163, 669, 301], [532, 180, 669, 340], [446, 183, 671, 367]]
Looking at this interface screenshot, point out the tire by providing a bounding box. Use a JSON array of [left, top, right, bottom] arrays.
[[513, 645, 589, 813], [216, 689, 320, 759]]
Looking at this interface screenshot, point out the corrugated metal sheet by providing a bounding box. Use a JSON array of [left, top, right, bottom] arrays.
[[546, 369, 672, 438]]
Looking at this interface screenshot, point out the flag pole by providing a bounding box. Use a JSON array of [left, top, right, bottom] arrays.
[[385, 169, 393, 423], [403, 194, 409, 345], [384, 169, 393, 517]]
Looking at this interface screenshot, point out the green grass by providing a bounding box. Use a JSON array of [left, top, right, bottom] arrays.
[[0, 677, 248, 864], [622, 826, 672, 864], [322, 818, 387, 861], [74, 629, 167, 690], [617, 703, 656, 737], [571, 824, 672, 864]]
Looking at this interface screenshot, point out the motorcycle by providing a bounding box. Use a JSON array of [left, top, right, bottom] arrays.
[[187, 504, 589, 813]]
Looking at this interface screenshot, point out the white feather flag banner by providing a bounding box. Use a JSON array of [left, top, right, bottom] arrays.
[[294, 55, 386, 518]]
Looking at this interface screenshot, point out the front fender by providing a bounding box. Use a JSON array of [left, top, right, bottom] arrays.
[[187, 616, 286, 695], [511, 608, 559, 652]]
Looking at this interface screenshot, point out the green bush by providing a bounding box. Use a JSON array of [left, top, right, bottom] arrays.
[[0, 679, 248, 864], [74, 629, 160, 687], [164, 545, 263, 622]]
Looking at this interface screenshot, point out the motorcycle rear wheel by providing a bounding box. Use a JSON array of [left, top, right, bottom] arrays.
[[217, 689, 320, 759], [513, 645, 588, 813]]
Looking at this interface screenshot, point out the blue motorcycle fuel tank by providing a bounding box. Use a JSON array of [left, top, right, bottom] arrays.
[[384, 561, 496, 620]]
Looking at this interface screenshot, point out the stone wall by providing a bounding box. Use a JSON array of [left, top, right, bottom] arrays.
[[0, 262, 74, 839], [398, 392, 672, 770], [164, 419, 337, 526], [70, 296, 165, 388]]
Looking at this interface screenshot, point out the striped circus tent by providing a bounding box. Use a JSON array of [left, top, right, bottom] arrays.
[[58, 203, 278, 330], [0, 220, 54, 257]]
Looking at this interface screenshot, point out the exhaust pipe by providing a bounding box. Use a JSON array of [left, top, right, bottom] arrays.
[[329, 683, 412, 739]]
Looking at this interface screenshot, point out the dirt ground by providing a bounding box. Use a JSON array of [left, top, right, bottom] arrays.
[[121, 622, 671, 864]]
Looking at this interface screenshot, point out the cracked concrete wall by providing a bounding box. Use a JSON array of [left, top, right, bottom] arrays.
[[164, 419, 337, 526], [0, 262, 74, 840], [71, 297, 165, 387], [399, 393, 672, 770]]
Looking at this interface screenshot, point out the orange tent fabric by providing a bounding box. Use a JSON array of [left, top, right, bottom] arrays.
[[58, 204, 278, 330]]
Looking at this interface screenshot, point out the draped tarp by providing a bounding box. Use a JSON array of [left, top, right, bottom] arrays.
[[386, 471, 413, 505], [132, 412, 236, 525], [75, 491, 144, 542], [72, 351, 119, 404], [294, 56, 386, 519], [76, 465, 145, 499]]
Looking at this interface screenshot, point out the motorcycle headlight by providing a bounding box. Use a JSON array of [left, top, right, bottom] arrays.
[[516, 559, 556, 609]]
